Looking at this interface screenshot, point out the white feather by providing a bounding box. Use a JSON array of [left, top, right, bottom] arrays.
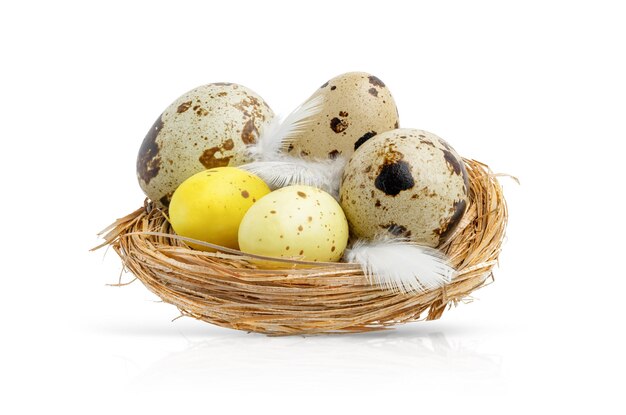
[[240, 155, 347, 197], [344, 238, 455, 293], [247, 95, 325, 161]]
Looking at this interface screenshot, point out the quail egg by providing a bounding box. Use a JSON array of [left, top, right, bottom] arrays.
[[340, 129, 469, 247], [137, 83, 273, 207], [169, 167, 270, 251], [286, 72, 399, 161], [238, 185, 349, 262]]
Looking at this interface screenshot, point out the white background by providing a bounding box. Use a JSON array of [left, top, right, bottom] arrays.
[[1, 1, 624, 413]]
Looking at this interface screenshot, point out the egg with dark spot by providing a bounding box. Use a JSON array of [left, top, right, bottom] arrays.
[[339, 129, 469, 247], [287, 72, 399, 160], [136, 83, 273, 207]]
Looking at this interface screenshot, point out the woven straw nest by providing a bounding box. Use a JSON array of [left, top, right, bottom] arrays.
[[96, 158, 508, 335]]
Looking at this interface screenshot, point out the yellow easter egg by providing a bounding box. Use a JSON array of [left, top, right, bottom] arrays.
[[238, 185, 349, 263], [169, 167, 270, 250]]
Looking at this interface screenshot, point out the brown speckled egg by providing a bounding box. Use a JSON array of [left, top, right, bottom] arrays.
[[339, 129, 469, 247], [238, 185, 349, 263], [136, 83, 273, 207], [287, 72, 399, 160]]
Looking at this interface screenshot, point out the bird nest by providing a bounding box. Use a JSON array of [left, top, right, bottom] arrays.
[[96, 158, 508, 335]]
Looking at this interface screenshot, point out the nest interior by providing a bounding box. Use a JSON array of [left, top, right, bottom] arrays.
[[97, 159, 508, 335]]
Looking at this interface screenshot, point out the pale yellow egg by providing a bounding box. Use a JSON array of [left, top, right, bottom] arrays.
[[169, 167, 270, 251], [238, 185, 349, 263]]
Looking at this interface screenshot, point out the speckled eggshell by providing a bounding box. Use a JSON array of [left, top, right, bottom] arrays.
[[238, 185, 349, 263], [287, 72, 399, 160], [339, 129, 470, 247], [136, 83, 274, 207]]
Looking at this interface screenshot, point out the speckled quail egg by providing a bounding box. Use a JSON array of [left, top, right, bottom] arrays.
[[238, 185, 349, 263], [339, 129, 469, 247], [137, 83, 273, 207], [286, 72, 399, 160]]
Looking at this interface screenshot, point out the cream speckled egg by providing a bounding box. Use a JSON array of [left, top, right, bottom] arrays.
[[287, 72, 399, 160], [339, 129, 469, 247], [238, 185, 349, 262], [137, 83, 273, 207]]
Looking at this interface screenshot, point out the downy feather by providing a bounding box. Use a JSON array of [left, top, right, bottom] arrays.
[[240, 155, 346, 197], [246, 95, 325, 162], [344, 237, 455, 293]]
